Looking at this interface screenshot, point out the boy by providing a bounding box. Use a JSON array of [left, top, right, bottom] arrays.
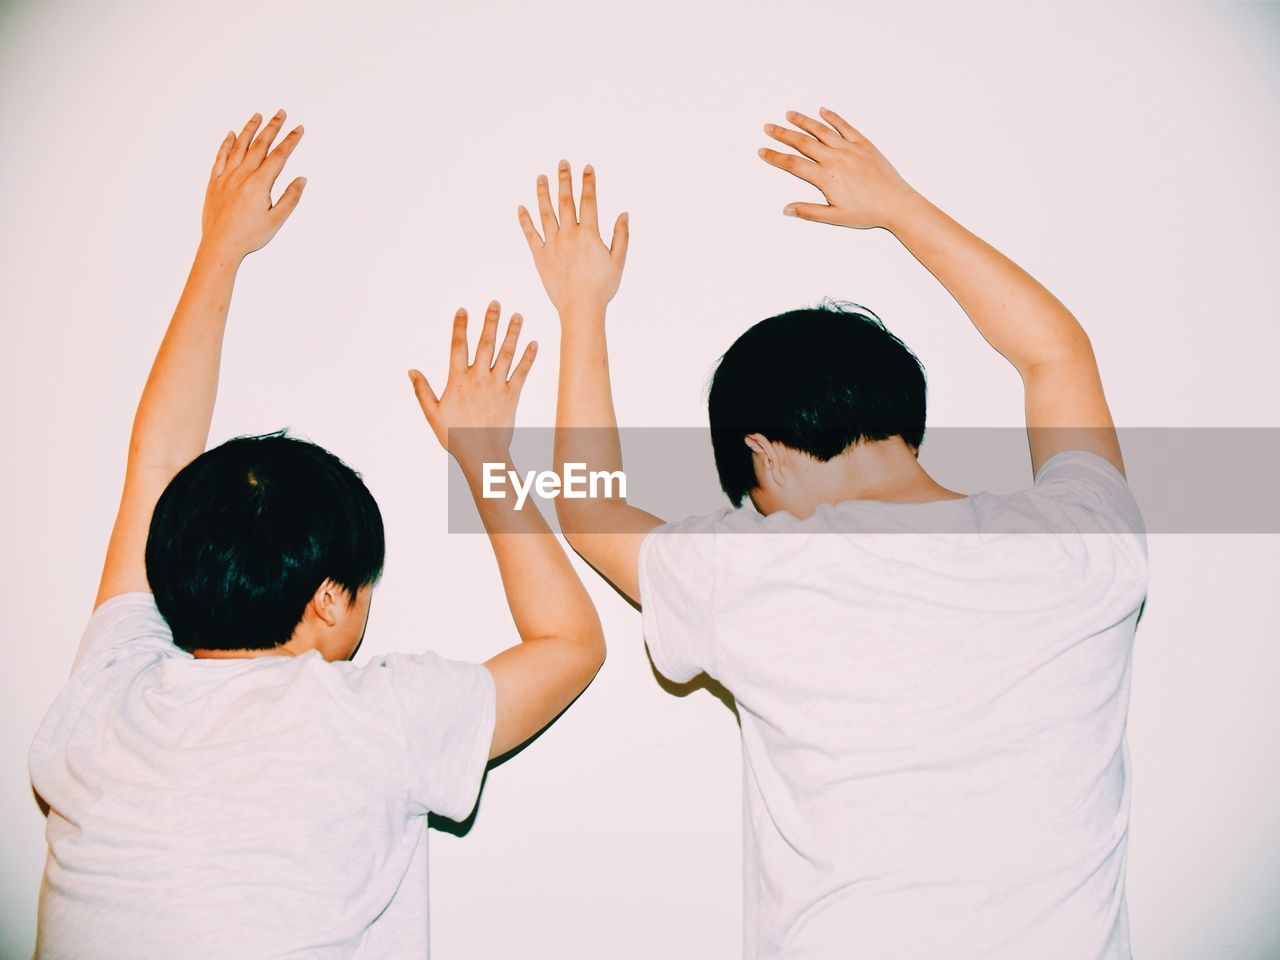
[[516, 108, 1148, 958], [29, 110, 604, 958]]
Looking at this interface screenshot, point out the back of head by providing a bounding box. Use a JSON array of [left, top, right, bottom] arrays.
[[708, 300, 927, 507], [145, 431, 385, 652]]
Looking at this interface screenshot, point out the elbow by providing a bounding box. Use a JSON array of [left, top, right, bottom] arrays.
[[1058, 328, 1097, 364], [1019, 330, 1096, 379], [561, 526, 588, 559], [555, 499, 601, 556], [126, 438, 200, 479], [588, 641, 607, 680], [564, 621, 606, 693], [584, 614, 607, 675]]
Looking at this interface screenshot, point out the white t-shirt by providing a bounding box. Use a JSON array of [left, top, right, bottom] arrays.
[[638, 449, 1149, 959], [28, 593, 495, 959]]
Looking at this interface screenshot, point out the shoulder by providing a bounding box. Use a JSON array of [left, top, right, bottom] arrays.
[[73, 591, 180, 672], [1023, 449, 1147, 538], [642, 506, 744, 539], [999, 449, 1150, 595], [332, 650, 495, 716], [639, 506, 767, 579]]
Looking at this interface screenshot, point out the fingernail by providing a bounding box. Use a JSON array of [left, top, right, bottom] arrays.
[[295, 125, 305, 134], [757, 148, 768, 157], [783, 206, 797, 217], [558, 159, 568, 169], [537, 174, 547, 184], [298, 177, 307, 189], [274, 108, 285, 118]]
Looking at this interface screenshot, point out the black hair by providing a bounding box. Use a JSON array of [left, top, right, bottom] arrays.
[[707, 300, 927, 507], [145, 431, 385, 652]]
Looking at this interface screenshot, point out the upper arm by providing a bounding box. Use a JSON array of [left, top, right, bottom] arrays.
[[482, 623, 605, 760], [94, 462, 178, 610], [558, 501, 665, 605], [479, 502, 658, 760], [1020, 343, 1125, 479]]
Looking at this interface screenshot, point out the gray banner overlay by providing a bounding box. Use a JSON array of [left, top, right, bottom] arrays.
[[445, 428, 1280, 534]]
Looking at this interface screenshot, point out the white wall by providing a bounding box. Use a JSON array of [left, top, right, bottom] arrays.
[[1, 1, 1277, 956]]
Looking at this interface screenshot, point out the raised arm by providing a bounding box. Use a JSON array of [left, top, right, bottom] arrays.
[[517, 162, 663, 605], [409, 302, 605, 759], [758, 108, 1124, 478], [95, 110, 306, 610]]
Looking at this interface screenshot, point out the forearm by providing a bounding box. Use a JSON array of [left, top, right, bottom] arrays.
[[458, 450, 602, 647], [888, 192, 1092, 373], [129, 242, 241, 473], [551, 309, 661, 601], [555, 309, 663, 535], [891, 192, 1120, 470], [554, 307, 625, 492]]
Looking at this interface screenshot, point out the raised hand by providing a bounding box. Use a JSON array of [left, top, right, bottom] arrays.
[[202, 109, 306, 260], [518, 161, 629, 316], [408, 301, 537, 464], [758, 107, 918, 230], [94, 111, 304, 608]]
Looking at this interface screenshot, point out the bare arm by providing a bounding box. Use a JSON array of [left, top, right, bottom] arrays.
[[517, 162, 663, 605], [95, 110, 306, 609], [759, 108, 1123, 478], [409, 302, 605, 760]]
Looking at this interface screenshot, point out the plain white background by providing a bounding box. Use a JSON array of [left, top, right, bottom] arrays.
[[1, 1, 1277, 957]]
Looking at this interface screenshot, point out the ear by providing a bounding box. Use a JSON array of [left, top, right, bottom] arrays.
[[309, 579, 343, 628], [744, 433, 786, 491]]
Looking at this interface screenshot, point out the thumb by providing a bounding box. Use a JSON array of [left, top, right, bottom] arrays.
[[783, 202, 841, 224], [407, 369, 439, 418], [609, 211, 630, 265]]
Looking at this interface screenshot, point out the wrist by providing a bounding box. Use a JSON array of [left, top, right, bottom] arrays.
[[558, 301, 608, 328], [453, 443, 512, 477], [194, 238, 247, 271], [882, 189, 934, 237]]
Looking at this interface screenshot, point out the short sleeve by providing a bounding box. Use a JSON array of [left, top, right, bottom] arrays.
[[637, 510, 726, 684], [1033, 449, 1147, 539], [73, 592, 176, 673], [370, 651, 496, 821]]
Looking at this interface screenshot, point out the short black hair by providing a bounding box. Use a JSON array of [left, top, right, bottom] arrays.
[[146, 431, 385, 652], [707, 300, 927, 507]]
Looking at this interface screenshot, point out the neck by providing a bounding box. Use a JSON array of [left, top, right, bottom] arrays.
[[191, 646, 298, 659], [190, 633, 314, 659], [778, 439, 967, 518], [829, 441, 965, 503]]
